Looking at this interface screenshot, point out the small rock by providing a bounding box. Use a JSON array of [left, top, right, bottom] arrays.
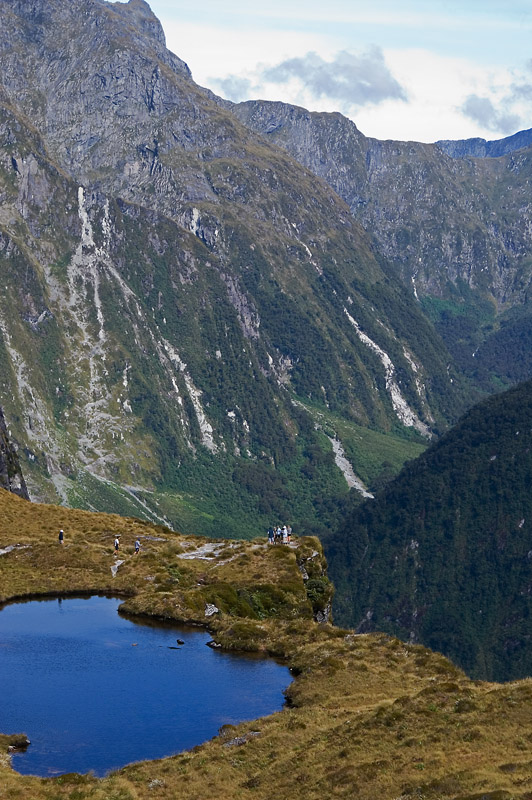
[[223, 731, 261, 747], [111, 559, 124, 578], [205, 603, 220, 617]]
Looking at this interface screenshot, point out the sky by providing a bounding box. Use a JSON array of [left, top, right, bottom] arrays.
[[145, 0, 532, 143]]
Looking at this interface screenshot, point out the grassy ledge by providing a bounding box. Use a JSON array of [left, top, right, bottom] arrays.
[[0, 488, 531, 800]]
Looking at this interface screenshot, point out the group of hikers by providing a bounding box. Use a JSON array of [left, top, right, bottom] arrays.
[[60, 523, 293, 553], [267, 524, 292, 544], [114, 535, 141, 554]]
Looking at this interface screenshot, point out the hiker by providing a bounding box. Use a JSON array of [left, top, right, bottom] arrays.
[[58, 529, 64, 545], [275, 526, 282, 544], [267, 526, 275, 545], [287, 525, 292, 543], [134, 539, 140, 554], [282, 526, 288, 544], [114, 536, 120, 553]]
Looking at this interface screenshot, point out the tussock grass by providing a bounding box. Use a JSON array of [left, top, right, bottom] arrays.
[[1, 489, 532, 798]]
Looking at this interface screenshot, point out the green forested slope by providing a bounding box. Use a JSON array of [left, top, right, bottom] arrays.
[[233, 101, 532, 397], [0, 0, 469, 537], [327, 379, 532, 681]]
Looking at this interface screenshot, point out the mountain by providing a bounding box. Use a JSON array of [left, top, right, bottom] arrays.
[[326, 378, 532, 682], [2, 488, 532, 799], [232, 101, 532, 392], [436, 127, 532, 159], [0, 406, 28, 498], [0, 0, 472, 533]]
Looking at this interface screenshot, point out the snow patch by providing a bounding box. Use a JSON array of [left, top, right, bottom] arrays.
[[122, 363, 130, 389], [411, 271, 419, 301], [189, 207, 201, 236], [402, 347, 435, 423], [302, 242, 322, 275]]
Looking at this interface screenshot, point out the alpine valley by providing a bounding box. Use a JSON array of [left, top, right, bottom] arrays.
[[2, 0, 532, 539], [0, 0, 464, 537]]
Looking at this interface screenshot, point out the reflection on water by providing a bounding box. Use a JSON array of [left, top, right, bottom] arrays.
[[0, 596, 290, 777]]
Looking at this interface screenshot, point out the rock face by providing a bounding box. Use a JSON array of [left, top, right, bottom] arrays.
[[231, 101, 532, 387], [0, 0, 470, 528], [436, 127, 532, 159], [232, 101, 532, 308], [0, 407, 28, 499]]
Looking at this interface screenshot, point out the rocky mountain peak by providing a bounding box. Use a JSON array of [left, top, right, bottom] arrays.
[[103, 0, 168, 48]]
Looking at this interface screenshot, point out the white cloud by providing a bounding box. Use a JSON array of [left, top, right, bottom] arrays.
[[355, 50, 529, 141], [461, 95, 520, 135], [262, 48, 406, 105], [157, 11, 532, 143]]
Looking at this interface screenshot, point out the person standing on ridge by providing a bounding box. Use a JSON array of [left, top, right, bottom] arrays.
[[114, 536, 120, 554], [58, 529, 64, 545]]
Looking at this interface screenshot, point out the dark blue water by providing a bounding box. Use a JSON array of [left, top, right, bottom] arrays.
[[0, 596, 290, 777]]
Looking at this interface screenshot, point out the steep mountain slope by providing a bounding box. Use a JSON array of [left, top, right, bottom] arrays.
[[232, 101, 532, 391], [0, 0, 468, 531], [327, 378, 532, 681]]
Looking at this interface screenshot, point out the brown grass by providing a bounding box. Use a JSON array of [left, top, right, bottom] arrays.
[[0, 489, 531, 799]]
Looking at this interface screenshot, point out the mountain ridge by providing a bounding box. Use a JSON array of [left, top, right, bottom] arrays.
[[436, 127, 532, 158], [231, 100, 532, 391]]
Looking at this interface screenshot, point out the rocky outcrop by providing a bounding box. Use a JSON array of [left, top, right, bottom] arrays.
[[0, 407, 29, 499]]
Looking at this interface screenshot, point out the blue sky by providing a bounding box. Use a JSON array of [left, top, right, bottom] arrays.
[[145, 0, 532, 142]]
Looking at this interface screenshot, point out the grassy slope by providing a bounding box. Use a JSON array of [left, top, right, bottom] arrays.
[[299, 399, 427, 489], [0, 489, 531, 800]]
